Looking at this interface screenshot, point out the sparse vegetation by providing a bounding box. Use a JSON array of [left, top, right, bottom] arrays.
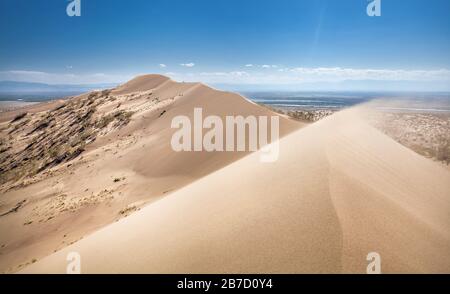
[[96, 110, 134, 129], [0, 200, 26, 217], [113, 176, 126, 183], [114, 110, 134, 126], [118, 205, 137, 216], [11, 112, 27, 123], [371, 112, 450, 165], [101, 89, 112, 96], [287, 110, 334, 122], [436, 135, 450, 165], [0, 89, 140, 186], [96, 113, 115, 129], [52, 103, 66, 112]]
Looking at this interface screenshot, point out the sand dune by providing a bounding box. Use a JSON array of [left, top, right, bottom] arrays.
[[112, 74, 172, 95], [0, 75, 300, 272], [21, 106, 450, 274]]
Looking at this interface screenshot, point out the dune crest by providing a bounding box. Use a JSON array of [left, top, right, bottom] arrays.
[[21, 106, 450, 274]]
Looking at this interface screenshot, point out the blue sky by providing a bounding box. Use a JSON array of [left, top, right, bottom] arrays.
[[0, 0, 449, 90]]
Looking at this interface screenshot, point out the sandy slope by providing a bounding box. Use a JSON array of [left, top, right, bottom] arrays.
[[0, 75, 300, 272], [21, 106, 450, 274]]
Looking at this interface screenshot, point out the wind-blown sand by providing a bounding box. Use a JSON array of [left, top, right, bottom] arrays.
[[21, 105, 450, 274]]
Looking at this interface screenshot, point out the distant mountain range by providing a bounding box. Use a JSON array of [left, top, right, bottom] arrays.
[[0, 81, 119, 101], [0, 81, 118, 92]]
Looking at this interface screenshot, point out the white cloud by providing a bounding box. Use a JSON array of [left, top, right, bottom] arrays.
[[230, 71, 249, 77], [199, 71, 249, 77], [173, 71, 249, 84], [261, 65, 278, 69], [165, 67, 450, 88], [159, 64, 167, 68], [288, 67, 450, 82], [180, 63, 195, 67], [1, 67, 449, 90], [245, 64, 253, 67]]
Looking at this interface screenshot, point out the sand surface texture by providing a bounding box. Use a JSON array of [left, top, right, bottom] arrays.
[[21, 105, 450, 273]]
